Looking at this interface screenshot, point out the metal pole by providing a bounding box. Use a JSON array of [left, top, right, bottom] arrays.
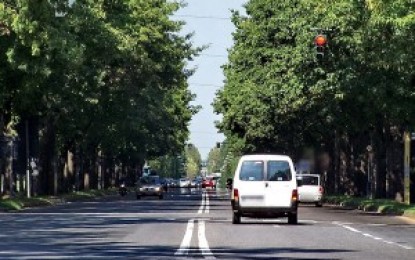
[[25, 120, 31, 198]]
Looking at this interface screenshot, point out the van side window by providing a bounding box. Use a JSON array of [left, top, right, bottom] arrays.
[[239, 161, 264, 181], [267, 161, 292, 181]]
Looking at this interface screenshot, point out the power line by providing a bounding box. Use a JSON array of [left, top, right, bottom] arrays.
[[175, 15, 231, 20]]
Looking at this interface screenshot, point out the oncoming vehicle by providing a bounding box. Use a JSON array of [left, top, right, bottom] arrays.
[[136, 176, 164, 200], [231, 155, 300, 224], [179, 178, 190, 188], [297, 174, 323, 207]]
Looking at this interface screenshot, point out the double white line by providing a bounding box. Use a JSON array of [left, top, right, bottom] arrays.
[[198, 192, 210, 214], [175, 192, 215, 258]]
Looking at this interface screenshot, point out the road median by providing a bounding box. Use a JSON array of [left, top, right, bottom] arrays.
[[0, 189, 117, 212], [324, 195, 415, 218]]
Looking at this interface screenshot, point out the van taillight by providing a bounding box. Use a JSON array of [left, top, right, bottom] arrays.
[[319, 186, 324, 194], [292, 189, 298, 201], [234, 189, 239, 201]]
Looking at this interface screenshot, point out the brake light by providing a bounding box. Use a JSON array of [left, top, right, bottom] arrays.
[[292, 189, 298, 201], [233, 188, 239, 202], [319, 186, 324, 194]]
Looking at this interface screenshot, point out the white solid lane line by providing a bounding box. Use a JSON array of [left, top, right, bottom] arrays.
[[198, 192, 205, 214], [198, 220, 216, 259], [205, 192, 210, 213], [175, 219, 195, 256]]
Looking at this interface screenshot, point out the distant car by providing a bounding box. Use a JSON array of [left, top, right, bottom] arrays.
[[179, 178, 190, 188], [136, 176, 164, 199], [297, 174, 323, 207], [231, 155, 299, 224], [190, 179, 198, 188], [202, 177, 216, 189], [172, 179, 179, 188], [195, 178, 203, 188]]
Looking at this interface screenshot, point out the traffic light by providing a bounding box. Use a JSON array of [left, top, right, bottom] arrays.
[[216, 142, 221, 149], [314, 34, 328, 60]]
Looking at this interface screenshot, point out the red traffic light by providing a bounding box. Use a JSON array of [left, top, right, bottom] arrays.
[[314, 34, 327, 47]]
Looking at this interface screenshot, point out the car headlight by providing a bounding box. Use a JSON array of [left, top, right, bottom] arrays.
[[139, 187, 145, 191], [155, 187, 161, 192]]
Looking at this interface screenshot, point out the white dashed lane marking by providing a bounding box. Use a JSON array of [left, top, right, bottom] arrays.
[[335, 222, 414, 250]]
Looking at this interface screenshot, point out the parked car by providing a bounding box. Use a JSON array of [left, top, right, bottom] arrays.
[[231, 154, 300, 224], [202, 177, 216, 189], [179, 178, 190, 188], [297, 174, 323, 207], [136, 176, 164, 199]]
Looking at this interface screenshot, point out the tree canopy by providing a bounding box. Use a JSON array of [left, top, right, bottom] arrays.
[[0, 0, 199, 194], [214, 0, 415, 198]]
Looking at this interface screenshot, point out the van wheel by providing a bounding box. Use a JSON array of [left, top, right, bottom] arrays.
[[136, 195, 141, 200], [288, 213, 298, 225], [315, 202, 323, 207], [159, 195, 164, 200], [232, 212, 241, 224]]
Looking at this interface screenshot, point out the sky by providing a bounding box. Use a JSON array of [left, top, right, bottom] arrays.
[[174, 0, 247, 159]]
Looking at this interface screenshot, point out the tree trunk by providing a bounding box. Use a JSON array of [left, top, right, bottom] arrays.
[[39, 117, 57, 195]]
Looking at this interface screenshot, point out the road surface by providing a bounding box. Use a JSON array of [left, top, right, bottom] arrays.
[[0, 188, 414, 259]]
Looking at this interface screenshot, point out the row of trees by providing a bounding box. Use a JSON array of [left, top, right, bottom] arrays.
[[149, 144, 202, 178], [214, 0, 415, 200], [0, 0, 198, 195]]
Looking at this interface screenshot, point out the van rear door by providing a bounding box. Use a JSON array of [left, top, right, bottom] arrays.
[[264, 160, 294, 208], [237, 160, 266, 208]]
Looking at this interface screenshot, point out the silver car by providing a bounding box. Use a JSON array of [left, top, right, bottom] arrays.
[[179, 178, 190, 188], [136, 176, 164, 200]]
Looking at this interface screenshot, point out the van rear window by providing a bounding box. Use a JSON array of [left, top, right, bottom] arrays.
[[267, 161, 292, 181], [239, 161, 264, 181]]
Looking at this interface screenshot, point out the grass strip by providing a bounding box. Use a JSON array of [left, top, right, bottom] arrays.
[[324, 195, 415, 216], [0, 188, 117, 211]]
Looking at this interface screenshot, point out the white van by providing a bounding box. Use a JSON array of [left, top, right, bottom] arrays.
[[231, 155, 299, 224]]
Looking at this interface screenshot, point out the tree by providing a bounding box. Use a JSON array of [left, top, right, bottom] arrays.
[[207, 147, 221, 174], [185, 144, 201, 178], [0, 0, 200, 195], [214, 0, 415, 198]]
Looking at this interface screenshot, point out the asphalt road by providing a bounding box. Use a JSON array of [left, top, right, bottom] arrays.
[[0, 188, 414, 259]]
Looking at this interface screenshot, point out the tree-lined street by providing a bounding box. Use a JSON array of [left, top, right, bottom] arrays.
[[1, 190, 414, 259], [1, 1, 415, 259]]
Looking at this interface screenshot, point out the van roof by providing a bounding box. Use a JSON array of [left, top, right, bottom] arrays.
[[240, 154, 292, 161]]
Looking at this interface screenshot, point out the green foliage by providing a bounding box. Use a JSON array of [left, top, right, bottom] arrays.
[[185, 144, 201, 177], [207, 147, 221, 173], [214, 0, 415, 197], [324, 195, 415, 215], [215, 0, 415, 154], [0, 0, 199, 194]]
